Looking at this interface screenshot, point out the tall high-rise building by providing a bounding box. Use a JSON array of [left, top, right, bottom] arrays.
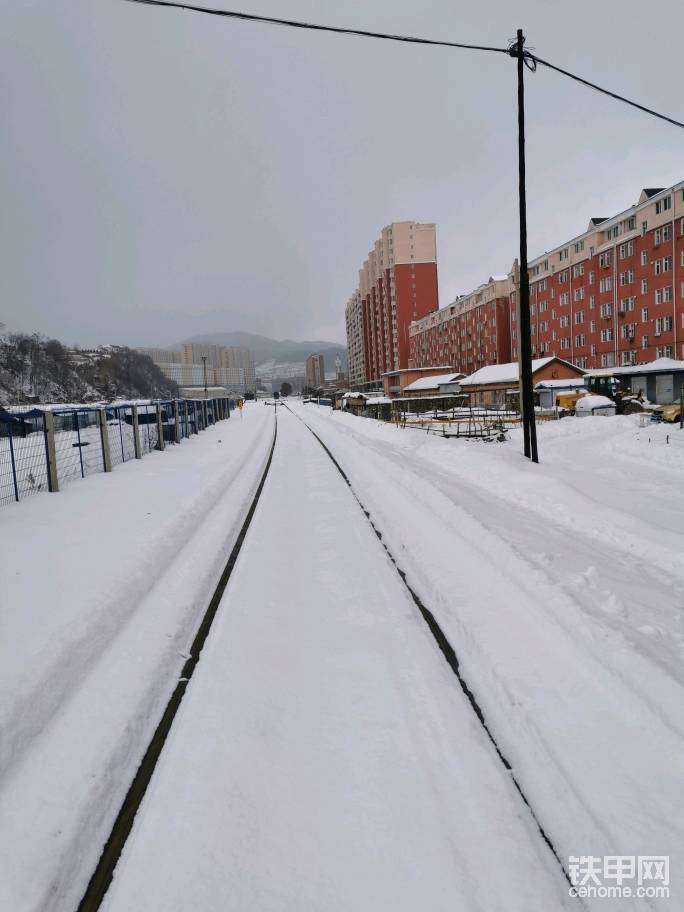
[[345, 222, 438, 388], [305, 353, 325, 389]]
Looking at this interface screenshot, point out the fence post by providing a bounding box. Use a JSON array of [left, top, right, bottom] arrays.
[[202, 400, 208, 429], [7, 421, 19, 502], [44, 411, 60, 491], [156, 403, 165, 451], [131, 405, 142, 458], [174, 400, 181, 443], [99, 409, 112, 472], [183, 401, 188, 437]]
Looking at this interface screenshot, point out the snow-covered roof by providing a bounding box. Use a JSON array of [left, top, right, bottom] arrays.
[[460, 357, 578, 387], [534, 378, 586, 390], [403, 372, 464, 392], [587, 357, 684, 378], [364, 396, 392, 405]]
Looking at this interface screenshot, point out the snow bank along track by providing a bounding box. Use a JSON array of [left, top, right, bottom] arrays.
[[76, 414, 278, 912], [283, 404, 574, 892]]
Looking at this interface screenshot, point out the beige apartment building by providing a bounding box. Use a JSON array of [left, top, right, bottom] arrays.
[[345, 222, 439, 389]]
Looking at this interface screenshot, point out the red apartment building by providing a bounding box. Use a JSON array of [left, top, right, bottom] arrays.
[[345, 222, 439, 388], [409, 276, 512, 375], [407, 182, 684, 376], [512, 184, 684, 369]]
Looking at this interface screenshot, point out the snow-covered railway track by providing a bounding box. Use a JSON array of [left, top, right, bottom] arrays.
[[76, 413, 278, 912], [283, 404, 573, 890]]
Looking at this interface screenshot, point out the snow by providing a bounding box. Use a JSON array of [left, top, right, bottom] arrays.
[[587, 356, 684, 377], [363, 395, 392, 405], [535, 378, 587, 389], [102, 409, 570, 912], [0, 404, 275, 912], [575, 394, 615, 414], [279, 404, 684, 911], [402, 371, 463, 392], [3, 399, 683, 911]]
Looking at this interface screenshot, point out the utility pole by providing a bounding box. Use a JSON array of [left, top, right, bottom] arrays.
[[512, 28, 539, 463], [201, 355, 208, 400]]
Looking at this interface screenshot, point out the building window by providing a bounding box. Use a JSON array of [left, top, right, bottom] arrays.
[[641, 278, 648, 294], [601, 353, 615, 367], [599, 251, 612, 268], [641, 250, 648, 266], [600, 328, 614, 342], [575, 334, 586, 347], [574, 310, 585, 324], [656, 345, 674, 358], [655, 195, 672, 214]]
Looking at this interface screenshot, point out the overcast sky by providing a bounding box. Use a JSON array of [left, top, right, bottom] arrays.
[[1, 0, 683, 348]]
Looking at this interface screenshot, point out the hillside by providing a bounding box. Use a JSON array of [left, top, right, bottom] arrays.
[[181, 331, 348, 371], [0, 334, 177, 406]]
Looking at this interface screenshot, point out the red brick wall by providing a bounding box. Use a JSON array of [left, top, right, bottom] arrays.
[[394, 263, 439, 369]]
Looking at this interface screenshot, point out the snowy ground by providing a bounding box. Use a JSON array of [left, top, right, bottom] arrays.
[[102, 407, 571, 912], [1, 401, 681, 910], [0, 404, 274, 912]]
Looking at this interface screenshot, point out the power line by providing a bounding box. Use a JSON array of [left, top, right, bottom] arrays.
[[122, 0, 509, 55], [531, 54, 684, 130], [123, 0, 684, 131]]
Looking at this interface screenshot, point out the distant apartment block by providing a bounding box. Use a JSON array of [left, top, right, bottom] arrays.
[[154, 362, 245, 390], [221, 347, 256, 393], [140, 342, 254, 393], [305, 353, 325, 388], [138, 347, 181, 364], [345, 222, 439, 388]]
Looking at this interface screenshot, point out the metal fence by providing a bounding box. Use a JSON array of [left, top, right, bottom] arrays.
[[0, 396, 234, 510]]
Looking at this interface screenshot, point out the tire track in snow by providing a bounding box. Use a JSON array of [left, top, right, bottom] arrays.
[[284, 404, 577, 896], [76, 411, 278, 912]]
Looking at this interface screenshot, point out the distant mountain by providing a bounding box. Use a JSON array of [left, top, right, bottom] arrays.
[[181, 332, 347, 371]]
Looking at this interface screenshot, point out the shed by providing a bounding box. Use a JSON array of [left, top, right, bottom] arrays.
[[585, 358, 684, 405], [460, 357, 585, 407], [402, 372, 466, 398]]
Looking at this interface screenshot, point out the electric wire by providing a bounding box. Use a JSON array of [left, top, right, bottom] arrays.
[[122, 0, 509, 55], [123, 0, 684, 131]]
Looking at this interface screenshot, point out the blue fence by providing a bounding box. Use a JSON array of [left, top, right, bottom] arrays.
[[0, 397, 233, 510]]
